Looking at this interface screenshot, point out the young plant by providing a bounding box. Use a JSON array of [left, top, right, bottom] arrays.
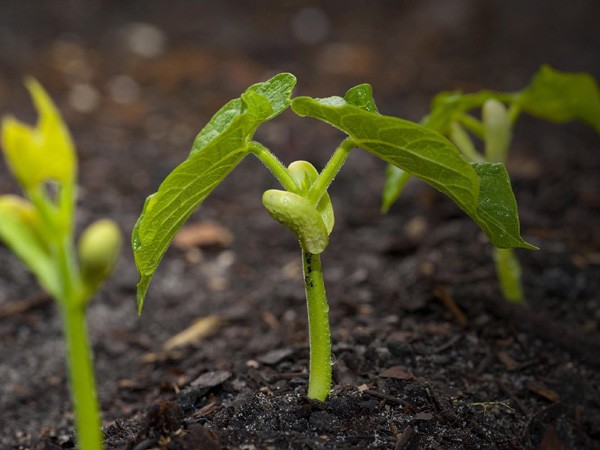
[[382, 65, 600, 303], [132, 73, 534, 401], [0, 80, 122, 450]]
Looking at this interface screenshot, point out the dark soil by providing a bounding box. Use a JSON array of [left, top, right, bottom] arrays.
[[1, 1, 599, 449]]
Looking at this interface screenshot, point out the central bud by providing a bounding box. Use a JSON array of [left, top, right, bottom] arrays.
[[262, 161, 334, 254]]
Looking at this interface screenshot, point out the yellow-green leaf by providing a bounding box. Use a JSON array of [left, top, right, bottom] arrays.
[[0, 195, 59, 297], [1, 78, 76, 191]]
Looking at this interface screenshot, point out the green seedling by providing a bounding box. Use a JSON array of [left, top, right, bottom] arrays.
[[132, 73, 534, 401], [0, 80, 122, 450], [382, 65, 600, 303]]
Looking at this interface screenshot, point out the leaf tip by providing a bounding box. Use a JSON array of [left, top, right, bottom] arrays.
[[136, 274, 151, 315]]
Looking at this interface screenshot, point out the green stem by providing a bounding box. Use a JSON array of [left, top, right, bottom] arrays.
[[493, 247, 525, 303], [61, 303, 104, 450], [308, 138, 355, 205], [302, 249, 332, 401], [56, 233, 103, 449], [449, 123, 484, 163], [507, 102, 522, 125], [458, 113, 485, 139], [249, 142, 300, 193]]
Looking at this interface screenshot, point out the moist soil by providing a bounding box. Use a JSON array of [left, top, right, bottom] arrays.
[[1, 1, 599, 449]]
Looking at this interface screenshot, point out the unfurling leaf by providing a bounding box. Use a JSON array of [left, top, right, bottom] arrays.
[[1, 78, 76, 191], [133, 73, 296, 312]]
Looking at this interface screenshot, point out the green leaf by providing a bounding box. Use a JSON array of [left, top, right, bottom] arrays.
[[1, 78, 76, 191], [0, 195, 60, 298], [292, 94, 533, 249], [472, 163, 536, 250], [343, 84, 379, 113], [518, 65, 600, 133], [132, 73, 296, 312]]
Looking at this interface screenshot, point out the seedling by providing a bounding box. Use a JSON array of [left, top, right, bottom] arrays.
[[132, 73, 533, 401], [382, 65, 600, 302], [0, 80, 121, 450]]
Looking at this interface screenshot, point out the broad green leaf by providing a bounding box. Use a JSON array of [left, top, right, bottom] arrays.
[[0, 195, 60, 298], [1, 78, 76, 191], [133, 73, 296, 312], [471, 163, 535, 249], [518, 65, 600, 133], [292, 94, 534, 249]]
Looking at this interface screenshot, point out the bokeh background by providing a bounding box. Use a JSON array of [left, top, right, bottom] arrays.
[[1, 0, 599, 446]]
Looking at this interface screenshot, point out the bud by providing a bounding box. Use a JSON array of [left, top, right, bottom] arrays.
[[287, 160, 335, 234], [288, 160, 319, 193], [78, 219, 122, 289], [483, 99, 512, 163], [262, 189, 329, 254]]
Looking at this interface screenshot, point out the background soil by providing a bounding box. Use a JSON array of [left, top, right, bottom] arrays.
[[0, 1, 599, 449]]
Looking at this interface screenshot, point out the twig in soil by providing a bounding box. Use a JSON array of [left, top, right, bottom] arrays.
[[363, 389, 415, 412], [431, 334, 464, 354], [162, 315, 225, 351], [0, 292, 50, 317], [483, 296, 600, 367], [434, 285, 468, 326], [394, 425, 415, 450], [497, 380, 530, 417]]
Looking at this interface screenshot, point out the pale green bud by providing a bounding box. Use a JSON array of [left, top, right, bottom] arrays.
[[288, 160, 319, 193], [287, 160, 335, 234], [483, 99, 512, 163], [262, 189, 329, 254], [78, 219, 122, 289]]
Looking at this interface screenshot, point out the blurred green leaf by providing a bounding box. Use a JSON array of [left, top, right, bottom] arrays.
[[422, 90, 503, 134], [0, 195, 60, 298], [518, 65, 600, 133]]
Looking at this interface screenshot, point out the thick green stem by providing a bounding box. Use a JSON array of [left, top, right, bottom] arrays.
[[249, 142, 300, 193], [458, 114, 485, 139], [308, 138, 354, 205], [61, 303, 103, 450], [493, 247, 525, 303], [302, 249, 332, 401], [56, 234, 103, 449]]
